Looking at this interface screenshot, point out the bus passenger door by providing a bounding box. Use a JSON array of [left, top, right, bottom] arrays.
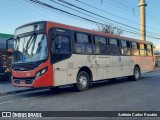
[[50, 28, 73, 86]]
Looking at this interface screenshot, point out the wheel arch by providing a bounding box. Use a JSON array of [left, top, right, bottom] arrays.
[[135, 64, 141, 71], [135, 64, 141, 75], [77, 66, 93, 83]]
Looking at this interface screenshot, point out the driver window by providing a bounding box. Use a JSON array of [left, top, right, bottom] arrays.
[[53, 35, 71, 53]]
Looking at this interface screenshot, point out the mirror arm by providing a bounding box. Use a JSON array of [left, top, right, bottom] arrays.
[[6, 37, 14, 54], [6, 37, 13, 51]]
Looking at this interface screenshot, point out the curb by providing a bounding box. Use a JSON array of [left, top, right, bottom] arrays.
[[0, 87, 45, 96]]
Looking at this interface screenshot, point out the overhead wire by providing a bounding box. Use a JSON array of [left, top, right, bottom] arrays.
[[57, 0, 160, 37], [75, 0, 160, 33], [103, 0, 160, 21], [25, 0, 142, 36], [24, 0, 160, 40], [51, 0, 142, 35]]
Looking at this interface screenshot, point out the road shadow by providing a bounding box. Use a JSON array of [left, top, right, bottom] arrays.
[[91, 77, 133, 88], [15, 77, 136, 98]]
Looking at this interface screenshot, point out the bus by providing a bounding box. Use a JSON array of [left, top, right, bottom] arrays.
[[7, 21, 154, 91]]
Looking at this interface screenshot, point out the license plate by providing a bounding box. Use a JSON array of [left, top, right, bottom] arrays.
[[20, 80, 25, 84]]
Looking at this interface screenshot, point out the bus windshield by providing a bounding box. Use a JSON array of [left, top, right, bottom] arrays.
[[13, 34, 48, 63]]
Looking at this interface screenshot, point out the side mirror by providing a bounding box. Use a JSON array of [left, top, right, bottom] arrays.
[[51, 43, 61, 54], [51, 36, 61, 54], [56, 48, 60, 53], [55, 38, 61, 54]]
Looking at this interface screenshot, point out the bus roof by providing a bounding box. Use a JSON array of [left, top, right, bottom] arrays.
[[47, 21, 152, 45], [16, 21, 153, 45]]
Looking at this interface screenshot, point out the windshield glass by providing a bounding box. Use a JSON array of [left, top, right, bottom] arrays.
[[13, 34, 48, 63]]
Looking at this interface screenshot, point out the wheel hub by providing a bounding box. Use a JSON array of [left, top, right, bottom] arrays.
[[79, 76, 87, 88], [135, 69, 139, 79]]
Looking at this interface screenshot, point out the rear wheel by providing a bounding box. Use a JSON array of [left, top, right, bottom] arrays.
[[128, 66, 141, 81], [75, 71, 90, 92]]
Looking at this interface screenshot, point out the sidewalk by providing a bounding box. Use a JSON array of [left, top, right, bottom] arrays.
[[0, 82, 32, 96]]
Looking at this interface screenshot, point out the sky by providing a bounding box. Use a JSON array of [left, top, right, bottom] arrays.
[[0, 0, 160, 47]]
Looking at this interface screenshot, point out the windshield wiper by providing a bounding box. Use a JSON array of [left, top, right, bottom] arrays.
[[14, 37, 20, 61], [25, 33, 37, 54], [30, 34, 44, 56]]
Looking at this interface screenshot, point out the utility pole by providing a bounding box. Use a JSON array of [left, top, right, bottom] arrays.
[[139, 0, 147, 41]]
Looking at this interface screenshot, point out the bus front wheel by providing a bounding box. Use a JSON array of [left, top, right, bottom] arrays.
[[75, 71, 90, 92], [128, 66, 141, 81]]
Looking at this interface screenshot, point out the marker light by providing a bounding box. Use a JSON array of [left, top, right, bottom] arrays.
[[41, 68, 47, 75], [35, 72, 41, 79], [35, 67, 48, 79]]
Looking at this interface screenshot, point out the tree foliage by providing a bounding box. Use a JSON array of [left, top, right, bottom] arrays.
[[97, 24, 123, 36]]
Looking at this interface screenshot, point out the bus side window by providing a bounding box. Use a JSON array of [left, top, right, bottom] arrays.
[[131, 42, 139, 56], [74, 32, 92, 54], [93, 36, 107, 55], [120, 40, 131, 55], [52, 35, 71, 53], [140, 43, 146, 56], [146, 44, 153, 56], [108, 38, 120, 55]]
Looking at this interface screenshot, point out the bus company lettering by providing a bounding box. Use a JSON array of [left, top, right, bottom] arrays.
[[88, 55, 110, 66]]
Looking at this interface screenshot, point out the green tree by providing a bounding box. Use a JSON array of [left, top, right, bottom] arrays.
[[97, 24, 123, 36]]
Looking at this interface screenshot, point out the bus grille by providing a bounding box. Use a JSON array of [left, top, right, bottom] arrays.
[[13, 77, 34, 84]]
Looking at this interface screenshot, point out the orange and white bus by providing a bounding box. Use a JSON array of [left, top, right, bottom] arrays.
[[7, 21, 154, 91]]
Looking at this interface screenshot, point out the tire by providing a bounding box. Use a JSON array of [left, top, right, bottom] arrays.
[[128, 66, 141, 81], [75, 71, 90, 92]]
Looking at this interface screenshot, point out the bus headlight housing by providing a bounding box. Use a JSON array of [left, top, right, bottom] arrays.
[[35, 67, 48, 79], [41, 68, 47, 75], [35, 71, 41, 79]]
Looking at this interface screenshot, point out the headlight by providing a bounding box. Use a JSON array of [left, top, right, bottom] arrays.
[[41, 68, 47, 75], [35, 71, 41, 79], [35, 67, 48, 79]]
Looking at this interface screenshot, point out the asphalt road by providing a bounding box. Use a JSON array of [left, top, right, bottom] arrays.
[[0, 71, 160, 119]]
